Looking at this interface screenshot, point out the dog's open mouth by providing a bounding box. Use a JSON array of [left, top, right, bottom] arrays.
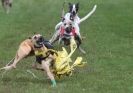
[[65, 27, 72, 33]]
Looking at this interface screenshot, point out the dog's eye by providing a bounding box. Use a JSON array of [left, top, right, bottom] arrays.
[[70, 23, 72, 26]]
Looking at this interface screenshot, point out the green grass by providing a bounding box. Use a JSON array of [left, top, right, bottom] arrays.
[[0, 0, 133, 93]]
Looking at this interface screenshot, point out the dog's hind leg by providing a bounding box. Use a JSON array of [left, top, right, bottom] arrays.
[[79, 46, 86, 54], [1, 45, 32, 71], [74, 23, 81, 39], [10, 45, 32, 69]]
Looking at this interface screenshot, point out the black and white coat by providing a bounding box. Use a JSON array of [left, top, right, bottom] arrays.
[[50, 3, 97, 44]]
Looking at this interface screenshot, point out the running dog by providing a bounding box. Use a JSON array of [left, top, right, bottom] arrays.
[[50, 3, 97, 54], [0, 34, 86, 87], [0, 34, 59, 86], [0, 34, 53, 71], [1, 0, 13, 14]]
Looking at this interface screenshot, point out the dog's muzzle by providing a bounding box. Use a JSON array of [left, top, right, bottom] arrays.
[[34, 36, 45, 48], [72, 11, 76, 16], [65, 27, 72, 33]]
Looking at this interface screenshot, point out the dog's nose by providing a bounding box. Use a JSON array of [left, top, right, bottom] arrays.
[[39, 36, 44, 42], [36, 36, 44, 45], [72, 11, 76, 16], [65, 27, 71, 33]]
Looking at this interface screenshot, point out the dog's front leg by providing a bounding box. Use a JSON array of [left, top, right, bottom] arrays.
[[49, 22, 62, 44], [49, 30, 60, 44], [55, 22, 62, 31]]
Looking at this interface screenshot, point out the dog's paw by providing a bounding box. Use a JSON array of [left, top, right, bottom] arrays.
[[0, 65, 13, 71]]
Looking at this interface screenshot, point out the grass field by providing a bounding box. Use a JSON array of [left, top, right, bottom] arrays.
[[0, 0, 133, 93]]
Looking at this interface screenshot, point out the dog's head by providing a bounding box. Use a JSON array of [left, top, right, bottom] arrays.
[[31, 34, 45, 48], [68, 3, 79, 17], [60, 17, 74, 46], [62, 16, 73, 34]]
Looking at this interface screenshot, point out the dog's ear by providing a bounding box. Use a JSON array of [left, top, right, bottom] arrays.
[[28, 37, 32, 39], [76, 3, 79, 12], [68, 3, 72, 12], [31, 34, 37, 40], [62, 17, 65, 22], [34, 36, 37, 39], [68, 3, 72, 6], [76, 3, 79, 7]]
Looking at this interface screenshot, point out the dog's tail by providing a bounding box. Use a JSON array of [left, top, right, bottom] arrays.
[[79, 5, 97, 24]]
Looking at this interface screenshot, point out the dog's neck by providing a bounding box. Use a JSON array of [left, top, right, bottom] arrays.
[[63, 13, 77, 23], [34, 44, 42, 48], [70, 13, 77, 21]]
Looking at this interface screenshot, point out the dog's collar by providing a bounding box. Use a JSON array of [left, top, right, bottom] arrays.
[[60, 26, 76, 36], [34, 45, 43, 48]]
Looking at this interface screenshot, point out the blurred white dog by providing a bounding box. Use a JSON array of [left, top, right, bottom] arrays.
[[1, 0, 13, 14], [50, 3, 97, 53]]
